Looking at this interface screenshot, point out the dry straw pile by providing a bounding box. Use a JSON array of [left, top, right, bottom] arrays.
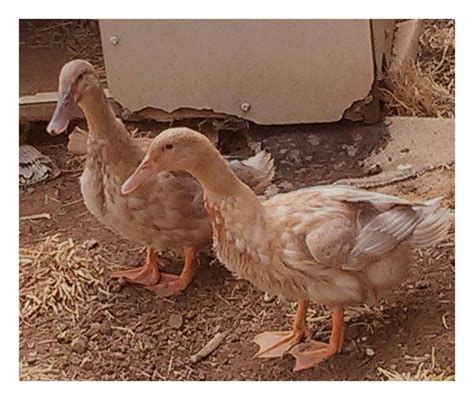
[[19, 235, 108, 323], [378, 364, 455, 381], [382, 20, 455, 118]]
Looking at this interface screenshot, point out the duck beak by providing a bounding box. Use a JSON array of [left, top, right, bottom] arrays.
[[121, 157, 158, 195], [47, 90, 77, 135]]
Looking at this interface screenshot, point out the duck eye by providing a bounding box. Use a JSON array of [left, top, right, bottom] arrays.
[[164, 144, 174, 150]]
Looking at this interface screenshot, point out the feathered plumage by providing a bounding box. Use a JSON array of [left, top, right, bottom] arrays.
[[123, 127, 451, 371], [47, 60, 275, 297]]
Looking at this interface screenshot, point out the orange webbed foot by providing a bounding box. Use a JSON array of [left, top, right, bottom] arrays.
[[253, 330, 306, 358], [145, 272, 188, 297], [146, 246, 198, 298], [289, 340, 338, 371], [253, 299, 309, 359], [289, 306, 344, 372], [109, 247, 161, 286]]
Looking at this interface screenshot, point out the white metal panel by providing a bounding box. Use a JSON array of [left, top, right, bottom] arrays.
[[100, 20, 375, 124]]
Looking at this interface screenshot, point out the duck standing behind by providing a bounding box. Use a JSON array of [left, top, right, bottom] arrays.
[[47, 60, 275, 297], [122, 128, 450, 371]]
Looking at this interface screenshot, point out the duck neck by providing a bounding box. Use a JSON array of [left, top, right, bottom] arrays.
[[191, 147, 260, 204], [77, 85, 124, 140]]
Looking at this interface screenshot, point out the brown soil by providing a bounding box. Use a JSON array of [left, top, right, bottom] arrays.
[[19, 124, 454, 381]]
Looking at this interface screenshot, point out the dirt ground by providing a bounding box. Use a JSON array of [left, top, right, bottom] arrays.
[[19, 121, 455, 381]]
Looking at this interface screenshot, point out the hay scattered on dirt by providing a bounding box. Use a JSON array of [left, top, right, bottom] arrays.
[[382, 19, 454, 118], [378, 345, 454, 381], [419, 20, 455, 90], [381, 61, 454, 118], [20, 360, 61, 381], [19, 235, 108, 323], [378, 363, 454, 381]]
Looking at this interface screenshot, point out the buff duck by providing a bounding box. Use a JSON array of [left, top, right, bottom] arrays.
[[122, 128, 450, 371], [46, 60, 275, 297]]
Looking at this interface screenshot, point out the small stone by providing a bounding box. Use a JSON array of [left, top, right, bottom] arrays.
[[365, 348, 375, 357], [342, 144, 357, 157], [361, 336, 367, 342], [71, 337, 88, 354], [397, 164, 412, 171], [99, 320, 112, 335], [307, 136, 321, 146], [263, 184, 279, 198], [346, 340, 358, 353], [56, 329, 71, 343], [26, 352, 37, 364], [367, 163, 382, 176], [415, 280, 429, 289], [278, 181, 294, 192], [82, 239, 98, 250], [287, 149, 302, 164], [263, 292, 275, 303], [168, 313, 183, 330], [71, 357, 81, 366]]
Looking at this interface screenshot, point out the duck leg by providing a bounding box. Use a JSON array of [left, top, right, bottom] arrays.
[[146, 246, 198, 298], [109, 247, 161, 286], [289, 306, 344, 371], [253, 299, 309, 358]]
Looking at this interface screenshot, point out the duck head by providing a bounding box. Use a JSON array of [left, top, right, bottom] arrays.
[[122, 128, 215, 194], [47, 59, 99, 135]]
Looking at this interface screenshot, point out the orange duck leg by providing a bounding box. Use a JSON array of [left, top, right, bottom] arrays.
[[110, 247, 161, 286], [146, 246, 198, 298], [254, 299, 309, 358], [289, 306, 344, 371]]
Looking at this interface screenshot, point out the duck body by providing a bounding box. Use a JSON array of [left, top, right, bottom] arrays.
[[81, 131, 211, 255], [205, 185, 427, 306], [47, 60, 274, 296], [122, 127, 450, 371], [203, 174, 449, 370]]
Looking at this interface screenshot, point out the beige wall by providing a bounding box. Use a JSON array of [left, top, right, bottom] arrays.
[[100, 20, 375, 124]]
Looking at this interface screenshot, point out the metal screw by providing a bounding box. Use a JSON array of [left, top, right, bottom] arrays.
[[110, 36, 120, 45], [121, 108, 131, 119], [240, 102, 251, 112]]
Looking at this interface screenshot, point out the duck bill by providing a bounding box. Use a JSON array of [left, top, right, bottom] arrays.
[[121, 157, 158, 195], [47, 91, 76, 135]]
